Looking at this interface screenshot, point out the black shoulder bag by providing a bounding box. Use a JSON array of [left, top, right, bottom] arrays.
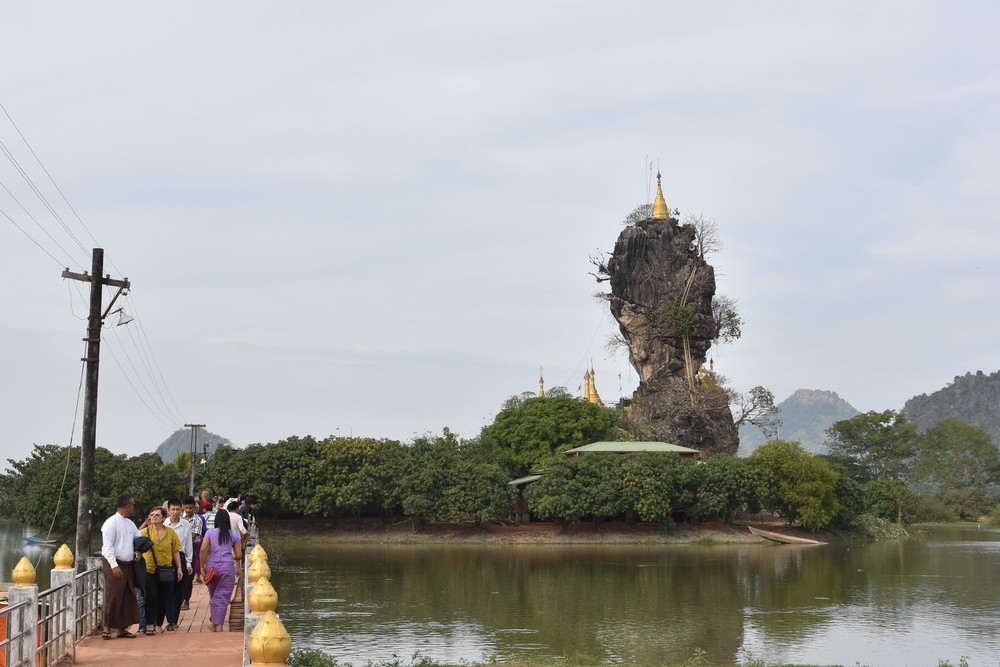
[[148, 527, 176, 583]]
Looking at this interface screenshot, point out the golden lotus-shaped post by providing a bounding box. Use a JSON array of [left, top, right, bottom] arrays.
[[249, 543, 268, 565], [247, 610, 291, 665], [248, 577, 279, 615], [12, 557, 36, 586], [248, 557, 272, 585], [53, 544, 75, 570]]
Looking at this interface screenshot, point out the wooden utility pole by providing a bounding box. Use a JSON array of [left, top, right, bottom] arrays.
[[185, 423, 205, 497], [62, 248, 130, 565]]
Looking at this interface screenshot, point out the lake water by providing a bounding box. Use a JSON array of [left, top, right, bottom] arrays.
[[262, 526, 1000, 667], [0, 519, 59, 590], [2, 521, 997, 665]]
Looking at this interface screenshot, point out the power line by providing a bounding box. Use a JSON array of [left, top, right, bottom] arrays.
[[1, 102, 189, 433], [0, 203, 67, 268], [0, 102, 109, 265]]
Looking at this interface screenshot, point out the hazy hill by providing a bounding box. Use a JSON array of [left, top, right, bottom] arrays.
[[738, 389, 859, 455], [155, 429, 233, 463], [902, 370, 1000, 443]]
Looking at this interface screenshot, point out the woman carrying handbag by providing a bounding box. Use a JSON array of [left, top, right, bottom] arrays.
[[141, 506, 183, 633], [199, 508, 242, 631]]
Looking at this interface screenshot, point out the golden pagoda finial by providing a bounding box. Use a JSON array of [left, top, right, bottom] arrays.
[[247, 610, 292, 666], [539, 367, 545, 398], [13, 556, 36, 586], [53, 544, 74, 570], [651, 171, 669, 220], [249, 577, 279, 615], [248, 543, 268, 565], [248, 557, 272, 585]]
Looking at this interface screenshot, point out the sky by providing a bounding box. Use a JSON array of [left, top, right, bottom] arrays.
[[2, 2, 999, 465]]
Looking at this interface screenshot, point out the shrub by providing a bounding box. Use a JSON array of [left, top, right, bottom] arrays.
[[988, 505, 1000, 527], [288, 649, 339, 667]]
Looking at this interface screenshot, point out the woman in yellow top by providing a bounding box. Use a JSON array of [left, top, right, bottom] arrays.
[[141, 506, 183, 633]]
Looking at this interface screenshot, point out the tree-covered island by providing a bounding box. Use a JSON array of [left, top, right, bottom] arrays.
[[3, 188, 998, 539]]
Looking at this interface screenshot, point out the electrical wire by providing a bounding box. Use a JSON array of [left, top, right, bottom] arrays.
[[0, 203, 67, 268], [32, 353, 87, 570], [0, 102, 112, 272], [123, 293, 185, 421], [103, 335, 181, 429], [104, 303, 184, 426], [1, 101, 188, 431]]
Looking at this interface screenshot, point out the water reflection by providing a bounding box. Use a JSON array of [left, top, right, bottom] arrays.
[[4, 520, 997, 665], [268, 527, 1000, 666]]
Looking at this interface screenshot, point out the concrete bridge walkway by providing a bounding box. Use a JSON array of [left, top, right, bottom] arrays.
[[73, 578, 243, 666]]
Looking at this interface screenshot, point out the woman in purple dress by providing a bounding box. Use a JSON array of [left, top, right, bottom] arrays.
[[198, 508, 242, 631]]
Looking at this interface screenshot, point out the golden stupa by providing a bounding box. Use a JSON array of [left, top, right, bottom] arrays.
[[651, 171, 669, 220]]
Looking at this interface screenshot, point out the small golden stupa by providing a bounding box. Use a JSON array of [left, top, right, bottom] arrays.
[[651, 171, 669, 220], [584, 365, 603, 405]]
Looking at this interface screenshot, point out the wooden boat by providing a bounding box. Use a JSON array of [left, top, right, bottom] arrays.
[[24, 536, 58, 547], [748, 525, 823, 545]]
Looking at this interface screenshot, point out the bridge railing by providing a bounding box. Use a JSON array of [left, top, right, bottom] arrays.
[[1, 544, 85, 667], [0, 597, 34, 666]]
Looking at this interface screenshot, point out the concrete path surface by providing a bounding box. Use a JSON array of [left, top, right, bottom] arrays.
[[73, 577, 243, 667]]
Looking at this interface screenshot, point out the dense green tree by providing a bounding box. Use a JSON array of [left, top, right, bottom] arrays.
[[751, 440, 840, 531], [199, 442, 252, 499], [826, 410, 918, 481], [575, 455, 627, 525], [935, 486, 993, 521], [912, 418, 1000, 492], [695, 455, 765, 523], [445, 459, 515, 527], [401, 432, 459, 530], [354, 438, 407, 522], [863, 478, 923, 525], [0, 444, 178, 531], [618, 453, 685, 526], [0, 444, 80, 529], [324, 437, 402, 527], [478, 395, 618, 475], [524, 459, 586, 528], [264, 436, 329, 516], [829, 474, 865, 529]]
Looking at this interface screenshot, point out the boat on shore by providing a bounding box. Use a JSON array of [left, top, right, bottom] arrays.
[[748, 525, 823, 545]]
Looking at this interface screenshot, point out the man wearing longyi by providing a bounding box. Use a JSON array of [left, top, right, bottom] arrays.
[[100, 493, 140, 639]]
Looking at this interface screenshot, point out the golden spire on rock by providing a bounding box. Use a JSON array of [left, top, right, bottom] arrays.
[[651, 171, 669, 220], [584, 365, 603, 405]]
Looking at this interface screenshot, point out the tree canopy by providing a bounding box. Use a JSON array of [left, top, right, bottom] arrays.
[[478, 395, 618, 475], [913, 418, 999, 493], [826, 410, 918, 481]]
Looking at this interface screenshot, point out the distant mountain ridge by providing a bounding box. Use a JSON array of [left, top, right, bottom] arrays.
[[155, 428, 232, 463], [902, 370, 1000, 444], [739, 389, 859, 455]]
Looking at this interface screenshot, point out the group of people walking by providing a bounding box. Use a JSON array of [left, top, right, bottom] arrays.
[[99, 490, 251, 639]]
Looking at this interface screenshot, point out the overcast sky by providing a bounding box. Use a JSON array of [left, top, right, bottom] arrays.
[[2, 2, 998, 465]]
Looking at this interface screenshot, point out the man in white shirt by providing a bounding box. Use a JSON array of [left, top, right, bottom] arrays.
[[164, 498, 194, 618], [100, 493, 140, 638], [226, 499, 248, 548]]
